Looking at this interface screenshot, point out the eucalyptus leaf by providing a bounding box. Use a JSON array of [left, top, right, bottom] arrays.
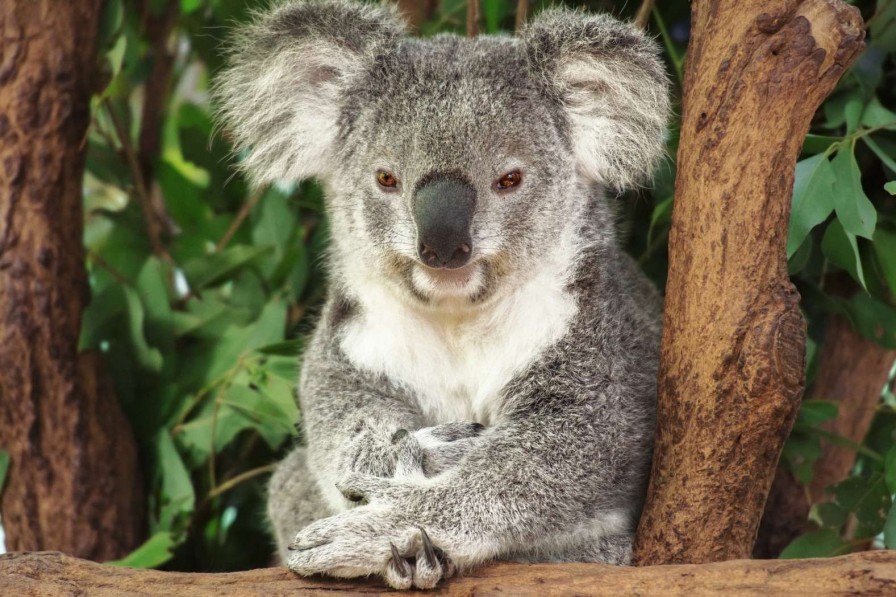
[[820, 218, 866, 290], [0, 449, 9, 495], [830, 146, 876, 240], [788, 153, 836, 257], [780, 528, 852, 559], [107, 532, 176, 568]]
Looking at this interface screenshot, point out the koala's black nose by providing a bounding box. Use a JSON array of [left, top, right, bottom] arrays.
[[413, 176, 475, 270]]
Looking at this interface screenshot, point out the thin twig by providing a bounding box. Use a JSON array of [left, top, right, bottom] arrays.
[[103, 100, 172, 263], [206, 463, 278, 500], [634, 0, 654, 30], [515, 0, 529, 33], [215, 186, 267, 252], [466, 0, 480, 37]]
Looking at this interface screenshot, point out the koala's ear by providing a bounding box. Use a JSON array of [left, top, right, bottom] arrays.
[[214, 0, 406, 184], [522, 9, 670, 190]]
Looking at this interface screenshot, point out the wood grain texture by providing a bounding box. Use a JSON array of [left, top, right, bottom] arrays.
[[2, 551, 896, 596], [0, 1, 143, 559], [633, 0, 865, 564]]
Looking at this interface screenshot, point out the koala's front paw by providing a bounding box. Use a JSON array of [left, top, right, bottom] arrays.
[[287, 505, 454, 590], [393, 422, 485, 478]]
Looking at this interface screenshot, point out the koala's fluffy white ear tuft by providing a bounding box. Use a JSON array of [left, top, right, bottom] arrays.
[[214, 0, 406, 184], [523, 9, 670, 190]]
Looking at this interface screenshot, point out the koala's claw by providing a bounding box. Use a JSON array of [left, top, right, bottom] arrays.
[[384, 529, 451, 590], [420, 527, 437, 568]]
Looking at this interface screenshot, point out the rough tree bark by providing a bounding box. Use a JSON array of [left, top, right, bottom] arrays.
[[755, 313, 896, 557], [633, 0, 865, 564], [2, 551, 896, 596], [0, 1, 143, 560]]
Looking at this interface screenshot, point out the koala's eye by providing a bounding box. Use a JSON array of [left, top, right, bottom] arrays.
[[376, 169, 399, 191], [495, 170, 523, 192]]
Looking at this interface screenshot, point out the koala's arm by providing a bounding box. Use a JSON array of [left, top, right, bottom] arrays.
[[298, 321, 421, 490], [290, 254, 661, 573]]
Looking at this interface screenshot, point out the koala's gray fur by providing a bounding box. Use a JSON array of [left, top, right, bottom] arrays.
[[215, 0, 669, 589]]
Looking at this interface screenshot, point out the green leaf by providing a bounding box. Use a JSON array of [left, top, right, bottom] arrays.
[[870, 1, 896, 51], [181, 0, 204, 14], [796, 400, 838, 427], [886, 445, 896, 495], [831, 474, 892, 538], [831, 146, 876, 240], [788, 153, 837, 257], [122, 285, 164, 372], [874, 228, 896, 297], [107, 532, 176, 568], [802, 134, 840, 155], [813, 501, 848, 529], [181, 244, 274, 290], [0, 449, 9, 495], [154, 430, 195, 532], [99, 0, 124, 49], [782, 431, 822, 484], [861, 96, 896, 130], [847, 293, 896, 349], [821, 218, 866, 290], [483, 0, 511, 33], [780, 528, 852, 559], [864, 136, 896, 174], [885, 181, 896, 195], [844, 96, 863, 134], [885, 503, 896, 549]]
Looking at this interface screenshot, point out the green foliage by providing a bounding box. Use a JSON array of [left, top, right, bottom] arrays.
[[82, 0, 896, 570]]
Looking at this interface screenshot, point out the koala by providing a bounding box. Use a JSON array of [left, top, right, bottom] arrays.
[[215, 0, 669, 590]]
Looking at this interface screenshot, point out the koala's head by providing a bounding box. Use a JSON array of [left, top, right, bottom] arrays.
[[216, 0, 669, 307]]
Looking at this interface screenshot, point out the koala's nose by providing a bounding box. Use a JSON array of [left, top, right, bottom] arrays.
[[413, 176, 475, 270]]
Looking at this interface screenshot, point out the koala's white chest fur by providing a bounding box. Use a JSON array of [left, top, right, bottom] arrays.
[[340, 267, 578, 425]]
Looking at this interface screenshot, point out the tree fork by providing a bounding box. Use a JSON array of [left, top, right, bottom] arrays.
[[0, 1, 143, 559], [633, 0, 864, 564]]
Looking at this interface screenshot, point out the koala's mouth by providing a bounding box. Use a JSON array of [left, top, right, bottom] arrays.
[[411, 261, 483, 298]]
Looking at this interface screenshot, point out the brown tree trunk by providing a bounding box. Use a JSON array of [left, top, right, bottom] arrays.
[[633, 0, 864, 564], [755, 313, 896, 557], [0, 1, 143, 560], [809, 315, 896, 500], [2, 551, 895, 596]]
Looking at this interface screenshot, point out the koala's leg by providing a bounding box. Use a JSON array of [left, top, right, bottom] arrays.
[[268, 446, 332, 563]]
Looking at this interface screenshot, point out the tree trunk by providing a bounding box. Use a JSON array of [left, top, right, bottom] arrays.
[[809, 314, 896, 501], [755, 313, 896, 557], [633, 0, 864, 564], [2, 551, 895, 596], [0, 1, 143, 560]]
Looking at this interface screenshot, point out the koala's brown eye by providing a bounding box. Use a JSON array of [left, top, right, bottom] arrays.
[[495, 170, 523, 191], [376, 170, 398, 190]]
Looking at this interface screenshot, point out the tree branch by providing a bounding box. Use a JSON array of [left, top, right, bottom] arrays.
[[466, 0, 480, 37], [2, 551, 895, 595]]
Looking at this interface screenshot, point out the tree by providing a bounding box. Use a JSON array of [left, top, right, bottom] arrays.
[[1, 0, 895, 590], [633, 0, 866, 563], [0, 0, 142, 559]]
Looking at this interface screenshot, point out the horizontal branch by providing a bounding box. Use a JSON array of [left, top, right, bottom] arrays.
[[2, 551, 895, 595]]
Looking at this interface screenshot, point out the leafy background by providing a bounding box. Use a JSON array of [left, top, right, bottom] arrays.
[[33, 0, 896, 571]]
